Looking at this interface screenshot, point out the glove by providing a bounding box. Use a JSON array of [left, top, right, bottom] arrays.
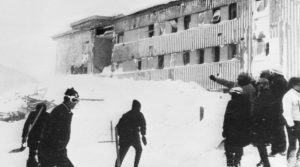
[[142, 135, 147, 146], [22, 137, 26, 144], [209, 75, 217, 81]]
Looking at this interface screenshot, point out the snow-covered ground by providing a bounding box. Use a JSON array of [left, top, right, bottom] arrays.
[[0, 75, 287, 167]]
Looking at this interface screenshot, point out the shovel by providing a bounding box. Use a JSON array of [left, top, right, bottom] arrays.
[[9, 144, 26, 153]]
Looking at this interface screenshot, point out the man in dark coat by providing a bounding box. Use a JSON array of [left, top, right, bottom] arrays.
[[252, 78, 273, 167], [260, 69, 288, 156], [115, 99, 147, 167], [223, 87, 252, 167], [38, 88, 79, 167], [22, 103, 49, 167], [210, 72, 256, 115]]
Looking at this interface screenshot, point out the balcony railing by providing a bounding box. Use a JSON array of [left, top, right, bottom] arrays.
[[112, 18, 248, 62], [112, 59, 240, 90]]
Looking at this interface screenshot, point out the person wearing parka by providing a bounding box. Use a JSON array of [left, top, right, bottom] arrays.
[[260, 70, 288, 155], [223, 87, 252, 167], [252, 78, 273, 167], [22, 103, 49, 167], [115, 99, 147, 167], [38, 88, 79, 167]]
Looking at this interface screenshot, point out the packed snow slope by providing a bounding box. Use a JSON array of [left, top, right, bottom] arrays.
[[0, 64, 36, 95], [0, 75, 286, 167]]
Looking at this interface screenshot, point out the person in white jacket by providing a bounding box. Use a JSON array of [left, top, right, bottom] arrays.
[[282, 77, 300, 165]]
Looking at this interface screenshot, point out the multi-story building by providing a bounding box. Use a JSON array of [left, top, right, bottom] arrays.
[[54, 0, 300, 89], [53, 16, 115, 74]]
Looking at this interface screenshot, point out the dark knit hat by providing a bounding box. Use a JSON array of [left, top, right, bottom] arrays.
[[65, 87, 79, 97]]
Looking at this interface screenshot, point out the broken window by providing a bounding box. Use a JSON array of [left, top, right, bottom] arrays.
[[95, 26, 113, 36], [158, 55, 164, 69], [117, 32, 124, 43], [211, 8, 221, 24], [228, 44, 237, 59], [214, 46, 220, 62], [229, 3, 237, 20], [170, 18, 178, 33], [138, 59, 142, 70], [197, 49, 205, 64], [184, 15, 191, 30], [148, 24, 154, 37], [183, 51, 190, 65]]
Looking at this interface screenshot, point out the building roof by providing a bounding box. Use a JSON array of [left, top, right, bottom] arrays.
[[70, 15, 114, 30]]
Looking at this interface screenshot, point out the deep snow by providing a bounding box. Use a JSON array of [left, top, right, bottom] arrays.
[[0, 75, 287, 167]]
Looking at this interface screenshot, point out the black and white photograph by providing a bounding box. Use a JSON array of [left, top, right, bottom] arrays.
[[0, 0, 300, 167]]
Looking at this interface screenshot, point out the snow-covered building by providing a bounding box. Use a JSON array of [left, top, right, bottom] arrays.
[[53, 0, 300, 89], [53, 16, 115, 74]]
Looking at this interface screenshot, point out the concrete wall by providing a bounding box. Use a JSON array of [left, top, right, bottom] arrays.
[[55, 30, 93, 74]]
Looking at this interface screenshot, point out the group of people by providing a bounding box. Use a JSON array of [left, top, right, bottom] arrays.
[[210, 70, 300, 167], [21, 87, 147, 167], [21, 70, 300, 167]]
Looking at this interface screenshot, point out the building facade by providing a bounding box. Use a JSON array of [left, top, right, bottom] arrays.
[[54, 0, 300, 89], [53, 16, 115, 74]]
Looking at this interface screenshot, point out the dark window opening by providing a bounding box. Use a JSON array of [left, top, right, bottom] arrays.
[[229, 3, 237, 20], [212, 8, 221, 24], [183, 51, 190, 65], [228, 44, 237, 59], [265, 42, 269, 56], [95, 27, 113, 36], [71, 65, 87, 74], [197, 49, 205, 64], [170, 18, 178, 33], [117, 32, 124, 43], [184, 15, 191, 30], [158, 55, 164, 69], [214, 46, 220, 62], [138, 59, 142, 70], [148, 24, 154, 37]]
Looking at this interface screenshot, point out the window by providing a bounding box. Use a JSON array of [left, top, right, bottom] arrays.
[[183, 51, 190, 65], [138, 59, 142, 70], [148, 24, 154, 37], [211, 8, 221, 24], [214, 46, 220, 62], [197, 49, 205, 64], [158, 55, 164, 69], [95, 26, 113, 36], [117, 32, 124, 43], [265, 42, 269, 56], [229, 3, 237, 20], [170, 18, 178, 33], [184, 15, 191, 30], [228, 44, 237, 59]]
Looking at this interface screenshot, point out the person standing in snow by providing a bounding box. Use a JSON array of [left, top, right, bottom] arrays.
[[38, 88, 79, 167], [22, 103, 49, 167], [209, 72, 256, 115], [222, 87, 252, 167], [282, 77, 300, 166], [260, 69, 288, 156], [251, 78, 273, 167], [115, 99, 147, 167]]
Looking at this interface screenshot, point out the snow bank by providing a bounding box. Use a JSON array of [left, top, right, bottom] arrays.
[[0, 75, 287, 167]]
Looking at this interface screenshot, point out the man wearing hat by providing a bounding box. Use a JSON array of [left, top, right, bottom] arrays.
[[260, 69, 288, 156], [38, 88, 79, 167]]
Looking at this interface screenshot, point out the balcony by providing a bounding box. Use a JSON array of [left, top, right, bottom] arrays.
[[112, 18, 248, 62]]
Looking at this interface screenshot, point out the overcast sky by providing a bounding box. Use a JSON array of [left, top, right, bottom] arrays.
[[0, 0, 170, 78]]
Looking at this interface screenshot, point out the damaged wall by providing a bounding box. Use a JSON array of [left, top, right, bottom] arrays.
[[55, 30, 93, 74], [93, 37, 113, 73]]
